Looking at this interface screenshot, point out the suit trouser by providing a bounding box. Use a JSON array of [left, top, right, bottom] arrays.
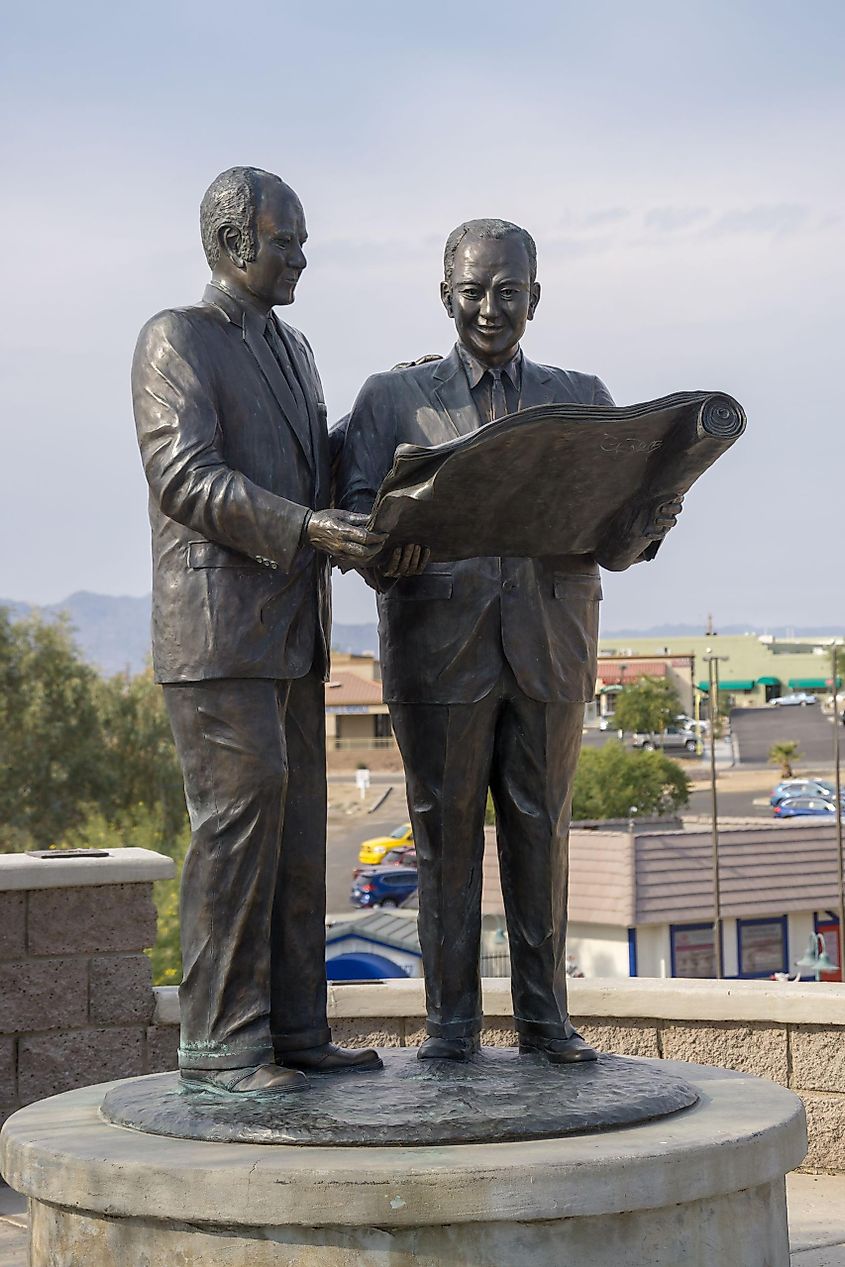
[[390, 665, 585, 1041], [163, 670, 330, 1071]]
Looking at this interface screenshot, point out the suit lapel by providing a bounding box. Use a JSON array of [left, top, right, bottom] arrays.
[[432, 346, 483, 437], [274, 319, 328, 503], [518, 355, 555, 409], [204, 285, 313, 467]]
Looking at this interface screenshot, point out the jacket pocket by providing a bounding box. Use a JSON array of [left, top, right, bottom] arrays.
[[553, 575, 603, 602], [388, 574, 453, 600], [187, 542, 265, 571]]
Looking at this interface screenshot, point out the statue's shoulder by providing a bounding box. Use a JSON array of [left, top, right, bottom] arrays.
[[137, 301, 220, 348], [531, 360, 609, 405]]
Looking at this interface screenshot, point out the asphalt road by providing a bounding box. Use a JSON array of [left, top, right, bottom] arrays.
[[731, 705, 840, 766], [326, 798, 408, 916]]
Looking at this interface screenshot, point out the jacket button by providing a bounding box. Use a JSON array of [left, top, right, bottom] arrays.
[[502, 579, 516, 593]]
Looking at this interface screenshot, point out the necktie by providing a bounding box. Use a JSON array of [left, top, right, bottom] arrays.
[[489, 368, 508, 421], [265, 319, 310, 425]]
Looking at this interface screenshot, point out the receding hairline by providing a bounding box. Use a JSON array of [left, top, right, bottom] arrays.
[[443, 218, 537, 286], [450, 229, 533, 268]]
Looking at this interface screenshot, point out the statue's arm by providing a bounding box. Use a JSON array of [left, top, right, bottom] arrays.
[[132, 311, 310, 572]]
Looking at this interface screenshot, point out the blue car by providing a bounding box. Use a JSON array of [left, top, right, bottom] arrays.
[[350, 866, 419, 908], [774, 796, 839, 819], [770, 779, 837, 806]]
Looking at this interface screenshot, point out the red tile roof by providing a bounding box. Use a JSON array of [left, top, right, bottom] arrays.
[[324, 672, 384, 707]]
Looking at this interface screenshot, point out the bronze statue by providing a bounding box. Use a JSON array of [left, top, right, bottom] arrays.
[[132, 167, 386, 1094], [336, 219, 681, 1063]]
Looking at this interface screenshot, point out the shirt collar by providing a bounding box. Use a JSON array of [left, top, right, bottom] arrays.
[[206, 280, 272, 327], [455, 341, 523, 391]]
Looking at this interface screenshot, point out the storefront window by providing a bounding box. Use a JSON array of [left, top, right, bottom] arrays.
[[671, 924, 716, 978], [737, 918, 787, 977]]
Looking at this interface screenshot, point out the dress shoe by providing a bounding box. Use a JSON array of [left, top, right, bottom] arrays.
[[180, 1063, 308, 1093], [278, 1042, 383, 1073], [417, 1035, 480, 1062], [519, 1033, 598, 1063]]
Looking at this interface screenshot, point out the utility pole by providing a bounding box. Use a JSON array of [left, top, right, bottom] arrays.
[[704, 648, 729, 978]]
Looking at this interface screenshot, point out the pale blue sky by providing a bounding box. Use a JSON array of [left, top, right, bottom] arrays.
[[2, 0, 843, 628]]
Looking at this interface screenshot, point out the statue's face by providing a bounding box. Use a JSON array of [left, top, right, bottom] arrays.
[[441, 233, 540, 367], [243, 184, 308, 308]]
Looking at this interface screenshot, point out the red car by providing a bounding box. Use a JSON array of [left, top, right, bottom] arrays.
[[352, 844, 416, 881]]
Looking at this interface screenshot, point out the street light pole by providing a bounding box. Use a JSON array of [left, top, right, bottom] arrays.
[[704, 648, 729, 979], [832, 642, 844, 975]]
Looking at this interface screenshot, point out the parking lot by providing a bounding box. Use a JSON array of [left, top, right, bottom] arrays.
[[731, 705, 840, 766]]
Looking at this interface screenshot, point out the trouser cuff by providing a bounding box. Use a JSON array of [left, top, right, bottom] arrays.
[[425, 1016, 482, 1040], [179, 1043, 273, 1071], [272, 1025, 332, 1054], [515, 1016, 576, 1041]]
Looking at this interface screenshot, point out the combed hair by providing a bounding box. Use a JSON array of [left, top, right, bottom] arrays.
[[199, 167, 284, 267], [443, 218, 537, 287]]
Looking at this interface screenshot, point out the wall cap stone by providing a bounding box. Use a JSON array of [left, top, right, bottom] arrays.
[[0, 848, 175, 892], [155, 976, 845, 1028]]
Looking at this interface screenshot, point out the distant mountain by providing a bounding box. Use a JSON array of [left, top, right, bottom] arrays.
[[2, 592, 840, 677], [2, 592, 153, 676], [331, 623, 379, 656], [601, 624, 845, 639]]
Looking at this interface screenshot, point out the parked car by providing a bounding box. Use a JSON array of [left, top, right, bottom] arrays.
[[771, 693, 818, 706], [350, 866, 419, 908], [357, 823, 413, 866], [773, 797, 838, 818], [631, 725, 698, 753], [770, 779, 838, 806], [352, 845, 416, 880]]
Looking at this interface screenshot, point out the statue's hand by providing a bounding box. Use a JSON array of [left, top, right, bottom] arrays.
[[390, 353, 443, 371], [643, 494, 684, 540], [382, 545, 431, 577], [306, 510, 387, 564]]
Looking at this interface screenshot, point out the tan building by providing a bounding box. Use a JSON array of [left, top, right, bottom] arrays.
[[324, 653, 394, 751], [481, 819, 843, 983], [598, 632, 843, 709]]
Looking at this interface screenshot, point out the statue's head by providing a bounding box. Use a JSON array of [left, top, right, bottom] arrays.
[[200, 167, 307, 308], [441, 219, 540, 368]]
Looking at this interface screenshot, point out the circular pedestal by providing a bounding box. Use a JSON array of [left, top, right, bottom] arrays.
[[100, 1050, 698, 1146], [1, 1058, 807, 1267]]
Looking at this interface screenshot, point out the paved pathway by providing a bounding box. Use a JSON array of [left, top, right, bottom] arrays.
[[2, 1172, 844, 1262]]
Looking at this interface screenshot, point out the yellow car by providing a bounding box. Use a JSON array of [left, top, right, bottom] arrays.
[[358, 823, 413, 866]]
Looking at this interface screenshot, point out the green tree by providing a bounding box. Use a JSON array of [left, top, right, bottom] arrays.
[[572, 741, 691, 820], [613, 676, 683, 745], [95, 668, 187, 849], [0, 609, 108, 848], [769, 740, 801, 778]]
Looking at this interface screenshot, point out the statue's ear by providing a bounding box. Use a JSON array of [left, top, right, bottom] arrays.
[[219, 224, 246, 270], [527, 281, 541, 321], [440, 280, 454, 317]]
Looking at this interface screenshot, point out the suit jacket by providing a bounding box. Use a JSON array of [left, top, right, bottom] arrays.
[[132, 284, 331, 684], [335, 345, 612, 705]]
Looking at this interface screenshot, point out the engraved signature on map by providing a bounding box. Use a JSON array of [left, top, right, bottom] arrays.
[[600, 434, 664, 455]]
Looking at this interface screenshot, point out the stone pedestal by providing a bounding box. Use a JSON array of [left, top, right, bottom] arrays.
[[1, 1058, 806, 1267]]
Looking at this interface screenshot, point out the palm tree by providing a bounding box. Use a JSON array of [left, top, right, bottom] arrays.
[[769, 740, 801, 778]]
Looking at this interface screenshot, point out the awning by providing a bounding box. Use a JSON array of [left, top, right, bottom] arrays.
[[757, 676, 780, 686], [697, 678, 754, 691], [788, 677, 829, 690]]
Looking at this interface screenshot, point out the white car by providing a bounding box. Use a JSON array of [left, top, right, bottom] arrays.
[[771, 693, 817, 707]]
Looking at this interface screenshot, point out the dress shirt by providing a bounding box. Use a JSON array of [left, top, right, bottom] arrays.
[[456, 343, 523, 425]]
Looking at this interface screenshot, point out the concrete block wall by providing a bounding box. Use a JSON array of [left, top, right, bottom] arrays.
[[175, 975, 845, 1175], [0, 849, 175, 1129]]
